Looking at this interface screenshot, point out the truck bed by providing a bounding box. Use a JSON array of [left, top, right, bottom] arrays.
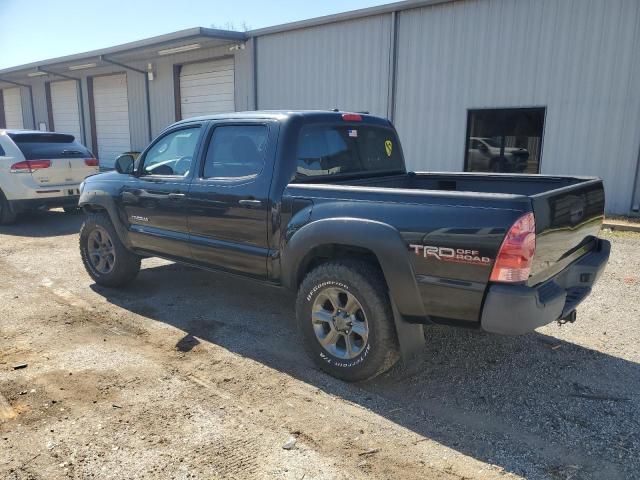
[[300, 170, 605, 288], [338, 171, 588, 196]]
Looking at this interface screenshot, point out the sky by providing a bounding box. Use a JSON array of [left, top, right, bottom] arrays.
[[0, 0, 391, 69]]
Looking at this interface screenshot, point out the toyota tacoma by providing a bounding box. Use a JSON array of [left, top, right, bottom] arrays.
[[77, 111, 610, 381]]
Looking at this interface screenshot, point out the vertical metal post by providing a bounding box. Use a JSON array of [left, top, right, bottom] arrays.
[[252, 36, 259, 110], [387, 11, 399, 122], [631, 136, 640, 213], [27, 85, 36, 128], [144, 74, 152, 141]]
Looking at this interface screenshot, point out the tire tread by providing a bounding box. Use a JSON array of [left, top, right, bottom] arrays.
[[296, 259, 399, 381]]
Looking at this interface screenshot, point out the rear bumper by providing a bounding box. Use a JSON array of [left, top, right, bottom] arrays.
[[481, 238, 610, 335], [9, 195, 80, 213]]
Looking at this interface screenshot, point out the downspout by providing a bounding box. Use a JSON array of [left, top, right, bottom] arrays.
[[252, 36, 259, 110], [100, 55, 153, 143]]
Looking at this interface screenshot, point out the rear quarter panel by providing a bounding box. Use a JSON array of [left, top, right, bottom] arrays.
[[283, 184, 530, 323]]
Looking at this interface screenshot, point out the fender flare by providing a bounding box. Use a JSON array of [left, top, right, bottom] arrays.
[[79, 191, 134, 249], [282, 218, 427, 361]]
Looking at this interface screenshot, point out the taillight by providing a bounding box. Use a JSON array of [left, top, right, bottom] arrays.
[[490, 212, 536, 283], [84, 158, 99, 167], [10, 159, 52, 173], [342, 113, 362, 122]]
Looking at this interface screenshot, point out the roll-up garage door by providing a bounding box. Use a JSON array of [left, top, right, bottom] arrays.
[[50, 80, 82, 141], [179, 58, 235, 119], [92, 74, 131, 168], [2, 88, 24, 129]]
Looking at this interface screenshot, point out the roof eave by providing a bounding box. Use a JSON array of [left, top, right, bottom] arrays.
[[0, 27, 247, 76], [246, 0, 454, 37]]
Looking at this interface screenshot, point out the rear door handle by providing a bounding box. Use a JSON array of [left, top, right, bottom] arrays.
[[168, 192, 186, 200], [239, 199, 262, 208]]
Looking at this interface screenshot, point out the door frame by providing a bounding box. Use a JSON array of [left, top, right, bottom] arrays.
[[173, 55, 236, 122], [87, 71, 130, 159]]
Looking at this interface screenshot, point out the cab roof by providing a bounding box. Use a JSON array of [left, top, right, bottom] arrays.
[[172, 110, 392, 128]]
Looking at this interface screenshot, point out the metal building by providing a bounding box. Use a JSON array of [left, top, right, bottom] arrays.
[[1, 0, 639, 214]]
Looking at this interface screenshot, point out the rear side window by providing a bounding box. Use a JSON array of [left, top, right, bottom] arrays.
[[0, 144, 5, 156], [203, 125, 268, 179], [9, 133, 92, 160], [295, 125, 404, 180]]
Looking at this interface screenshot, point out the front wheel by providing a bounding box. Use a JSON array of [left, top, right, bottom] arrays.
[[296, 260, 399, 382], [79, 212, 141, 287]]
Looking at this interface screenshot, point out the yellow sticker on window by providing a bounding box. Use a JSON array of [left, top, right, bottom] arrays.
[[385, 140, 393, 157]]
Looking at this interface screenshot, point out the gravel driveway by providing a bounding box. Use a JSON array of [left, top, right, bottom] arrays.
[[0, 211, 638, 479]]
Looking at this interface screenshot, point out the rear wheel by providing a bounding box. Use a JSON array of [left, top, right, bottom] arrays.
[[0, 191, 17, 225], [79, 212, 141, 287], [296, 260, 399, 382]]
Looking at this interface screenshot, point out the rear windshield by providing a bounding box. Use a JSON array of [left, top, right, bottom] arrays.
[[295, 125, 404, 180], [9, 133, 92, 160]]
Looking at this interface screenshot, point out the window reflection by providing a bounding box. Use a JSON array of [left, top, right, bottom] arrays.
[[465, 108, 545, 174]]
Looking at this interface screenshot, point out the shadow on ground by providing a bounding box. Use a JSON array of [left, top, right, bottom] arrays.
[[92, 262, 639, 480], [0, 209, 84, 237]]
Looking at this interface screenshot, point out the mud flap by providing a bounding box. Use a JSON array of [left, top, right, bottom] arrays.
[[391, 298, 425, 365]]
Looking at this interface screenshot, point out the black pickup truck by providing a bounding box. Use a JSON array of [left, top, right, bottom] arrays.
[[78, 111, 610, 381]]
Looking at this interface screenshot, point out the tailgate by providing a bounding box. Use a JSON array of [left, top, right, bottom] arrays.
[[9, 133, 98, 187], [529, 178, 605, 284]]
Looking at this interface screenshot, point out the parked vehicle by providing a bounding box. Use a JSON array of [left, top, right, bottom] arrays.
[[77, 111, 610, 381], [467, 136, 529, 172], [0, 130, 99, 224]]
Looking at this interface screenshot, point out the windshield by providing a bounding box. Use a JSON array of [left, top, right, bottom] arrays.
[[481, 137, 502, 148], [295, 124, 404, 180]]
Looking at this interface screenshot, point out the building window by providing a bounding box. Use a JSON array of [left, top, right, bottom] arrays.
[[464, 108, 545, 174]]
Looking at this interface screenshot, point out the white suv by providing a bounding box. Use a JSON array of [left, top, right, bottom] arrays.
[[0, 130, 99, 224]]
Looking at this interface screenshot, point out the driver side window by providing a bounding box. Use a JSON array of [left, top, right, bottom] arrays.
[[141, 127, 201, 177]]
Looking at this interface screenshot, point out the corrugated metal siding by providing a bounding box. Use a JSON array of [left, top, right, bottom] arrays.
[[394, 0, 640, 213], [125, 69, 149, 150], [256, 15, 392, 116]]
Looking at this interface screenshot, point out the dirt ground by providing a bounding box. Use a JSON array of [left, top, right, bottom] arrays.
[[1, 211, 638, 480]]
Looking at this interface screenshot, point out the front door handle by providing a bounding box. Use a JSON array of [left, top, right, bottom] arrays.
[[239, 199, 262, 208], [168, 192, 186, 200]]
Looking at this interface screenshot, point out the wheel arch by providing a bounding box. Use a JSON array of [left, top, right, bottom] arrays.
[[79, 191, 133, 249], [282, 218, 426, 320]]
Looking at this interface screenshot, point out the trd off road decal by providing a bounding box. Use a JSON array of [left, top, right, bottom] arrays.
[[409, 244, 492, 266]]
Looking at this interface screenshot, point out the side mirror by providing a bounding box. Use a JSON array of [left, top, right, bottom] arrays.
[[115, 154, 135, 174]]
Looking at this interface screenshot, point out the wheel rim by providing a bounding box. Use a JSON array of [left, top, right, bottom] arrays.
[[87, 226, 116, 275], [311, 287, 369, 360]]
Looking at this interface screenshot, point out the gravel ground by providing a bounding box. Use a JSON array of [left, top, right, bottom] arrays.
[[0, 211, 638, 479]]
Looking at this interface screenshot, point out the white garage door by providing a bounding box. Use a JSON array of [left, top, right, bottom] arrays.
[[2, 88, 24, 129], [93, 74, 131, 167], [51, 80, 82, 141], [179, 58, 235, 119]]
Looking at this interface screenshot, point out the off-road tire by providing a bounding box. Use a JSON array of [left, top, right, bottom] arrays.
[[296, 260, 400, 382], [79, 212, 141, 287], [0, 190, 17, 225]]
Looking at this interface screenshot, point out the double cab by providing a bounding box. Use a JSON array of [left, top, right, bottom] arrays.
[[78, 111, 610, 381]]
